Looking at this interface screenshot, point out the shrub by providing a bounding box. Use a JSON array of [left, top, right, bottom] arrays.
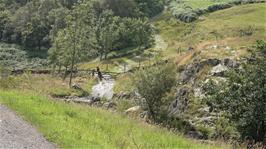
[[204, 41, 266, 142], [134, 63, 176, 121], [0, 44, 48, 69], [206, 3, 232, 12], [172, 6, 198, 23], [213, 116, 240, 140]]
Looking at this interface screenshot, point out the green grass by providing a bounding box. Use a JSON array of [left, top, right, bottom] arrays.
[[184, 0, 234, 9], [154, 3, 266, 59], [0, 90, 227, 149]]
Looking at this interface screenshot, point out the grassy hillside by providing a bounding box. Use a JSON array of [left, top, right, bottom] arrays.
[[0, 90, 226, 149], [169, 0, 234, 9], [154, 3, 266, 59], [185, 0, 233, 9], [78, 3, 266, 73]]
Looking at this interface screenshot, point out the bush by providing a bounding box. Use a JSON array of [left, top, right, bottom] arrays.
[[206, 3, 232, 12], [172, 6, 198, 23], [204, 41, 266, 142], [134, 63, 176, 121], [213, 116, 240, 140], [0, 44, 48, 69]]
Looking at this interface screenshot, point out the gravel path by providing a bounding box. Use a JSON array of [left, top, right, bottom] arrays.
[[0, 104, 56, 149]]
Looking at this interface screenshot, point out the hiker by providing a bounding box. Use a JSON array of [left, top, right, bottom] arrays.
[[96, 66, 103, 81]]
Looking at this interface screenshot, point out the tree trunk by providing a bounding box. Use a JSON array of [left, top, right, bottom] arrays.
[[38, 39, 41, 51], [52, 65, 56, 77], [58, 65, 62, 74], [63, 66, 68, 80], [0, 31, 2, 40], [146, 99, 156, 122], [69, 46, 76, 87], [104, 52, 108, 60]]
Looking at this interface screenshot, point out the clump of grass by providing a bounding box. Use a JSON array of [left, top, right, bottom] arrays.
[[0, 90, 227, 149], [116, 99, 136, 113], [49, 87, 72, 98], [114, 73, 135, 94]]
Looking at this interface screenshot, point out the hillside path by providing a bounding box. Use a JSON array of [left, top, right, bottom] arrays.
[[0, 104, 56, 149]]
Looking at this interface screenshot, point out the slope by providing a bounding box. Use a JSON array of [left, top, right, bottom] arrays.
[[0, 90, 226, 149]]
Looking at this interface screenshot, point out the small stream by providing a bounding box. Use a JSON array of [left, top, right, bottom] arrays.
[[91, 74, 115, 100]]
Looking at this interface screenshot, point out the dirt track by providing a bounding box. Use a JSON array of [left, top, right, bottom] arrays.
[[0, 104, 56, 149]]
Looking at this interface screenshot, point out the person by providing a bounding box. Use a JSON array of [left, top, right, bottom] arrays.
[[96, 66, 103, 81]]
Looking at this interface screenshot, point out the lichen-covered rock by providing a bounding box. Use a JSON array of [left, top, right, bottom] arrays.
[[211, 64, 228, 77], [168, 86, 191, 117], [180, 62, 204, 83], [222, 58, 239, 68]]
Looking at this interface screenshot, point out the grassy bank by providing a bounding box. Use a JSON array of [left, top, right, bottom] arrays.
[[0, 90, 226, 149]]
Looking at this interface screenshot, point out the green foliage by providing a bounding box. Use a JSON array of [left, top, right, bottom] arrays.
[[204, 41, 266, 142], [94, 9, 121, 60], [0, 0, 159, 52], [134, 64, 176, 121], [0, 43, 47, 69], [135, 0, 164, 17], [102, 0, 164, 17], [213, 116, 240, 140]]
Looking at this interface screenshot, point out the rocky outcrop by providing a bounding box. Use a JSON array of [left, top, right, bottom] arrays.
[[168, 86, 191, 117], [210, 64, 228, 77], [222, 58, 239, 68], [179, 58, 238, 83], [180, 62, 204, 83]]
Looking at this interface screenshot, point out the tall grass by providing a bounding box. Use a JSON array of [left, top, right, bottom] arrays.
[[0, 90, 226, 149]]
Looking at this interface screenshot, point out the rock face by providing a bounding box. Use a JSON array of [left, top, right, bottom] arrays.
[[180, 58, 221, 83], [203, 58, 221, 66], [160, 57, 242, 140], [222, 58, 239, 68], [210, 64, 228, 77], [168, 86, 191, 117], [180, 58, 238, 83], [180, 62, 204, 83]]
